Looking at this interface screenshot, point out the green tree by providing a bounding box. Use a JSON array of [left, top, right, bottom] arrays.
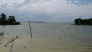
[[74, 19, 79, 24], [8, 16, 16, 23], [0, 13, 7, 24], [1, 13, 6, 20], [74, 18, 82, 24], [87, 18, 92, 24], [0, 13, 20, 25], [74, 18, 92, 25], [81, 19, 86, 25]]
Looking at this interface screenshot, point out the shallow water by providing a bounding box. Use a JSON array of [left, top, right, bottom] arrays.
[[0, 23, 92, 52]]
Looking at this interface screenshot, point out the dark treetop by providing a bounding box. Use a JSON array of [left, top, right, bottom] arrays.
[[74, 18, 92, 25], [0, 13, 20, 25]]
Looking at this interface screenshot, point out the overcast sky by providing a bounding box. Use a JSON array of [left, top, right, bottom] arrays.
[[0, 0, 92, 23]]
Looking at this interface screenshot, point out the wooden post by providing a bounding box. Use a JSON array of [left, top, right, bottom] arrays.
[[29, 23, 32, 38]]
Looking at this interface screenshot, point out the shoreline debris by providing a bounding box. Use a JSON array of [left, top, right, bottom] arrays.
[[0, 32, 4, 36]]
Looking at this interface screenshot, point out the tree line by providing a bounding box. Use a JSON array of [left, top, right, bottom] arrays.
[[0, 13, 20, 25], [74, 18, 92, 25]]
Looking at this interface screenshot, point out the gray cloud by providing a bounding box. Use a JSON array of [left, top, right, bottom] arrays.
[[0, 0, 92, 23]]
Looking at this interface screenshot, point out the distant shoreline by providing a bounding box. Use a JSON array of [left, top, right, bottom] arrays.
[[27, 21, 45, 23]]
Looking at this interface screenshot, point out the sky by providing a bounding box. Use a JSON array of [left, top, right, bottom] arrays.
[[0, 0, 92, 23]]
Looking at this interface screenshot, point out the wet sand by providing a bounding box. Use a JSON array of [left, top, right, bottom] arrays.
[[0, 35, 64, 52], [0, 36, 12, 52], [0, 34, 92, 52]]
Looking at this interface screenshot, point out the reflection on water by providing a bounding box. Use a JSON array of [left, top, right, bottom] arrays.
[[0, 23, 92, 52]]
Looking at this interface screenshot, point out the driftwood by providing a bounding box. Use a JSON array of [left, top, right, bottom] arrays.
[[4, 38, 16, 47], [9, 39, 15, 52], [5, 35, 20, 52], [0, 32, 4, 36], [4, 35, 20, 47]]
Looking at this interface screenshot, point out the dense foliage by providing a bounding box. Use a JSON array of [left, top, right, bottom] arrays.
[[74, 18, 92, 25], [0, 13, 20, 25]]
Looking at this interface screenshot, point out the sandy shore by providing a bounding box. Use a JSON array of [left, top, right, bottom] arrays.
[[1, 34, 91, 52], [0, 35, 22, 52], [0, 35, 60, 52], [0, 35, 38, 52], [0, 36, 12, 52]]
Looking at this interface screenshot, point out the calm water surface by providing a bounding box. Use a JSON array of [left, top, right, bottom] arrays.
[[0, 23, 92, 52]]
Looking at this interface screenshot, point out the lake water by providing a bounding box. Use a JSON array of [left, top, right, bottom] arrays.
[[0, 23, 92, 52]]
